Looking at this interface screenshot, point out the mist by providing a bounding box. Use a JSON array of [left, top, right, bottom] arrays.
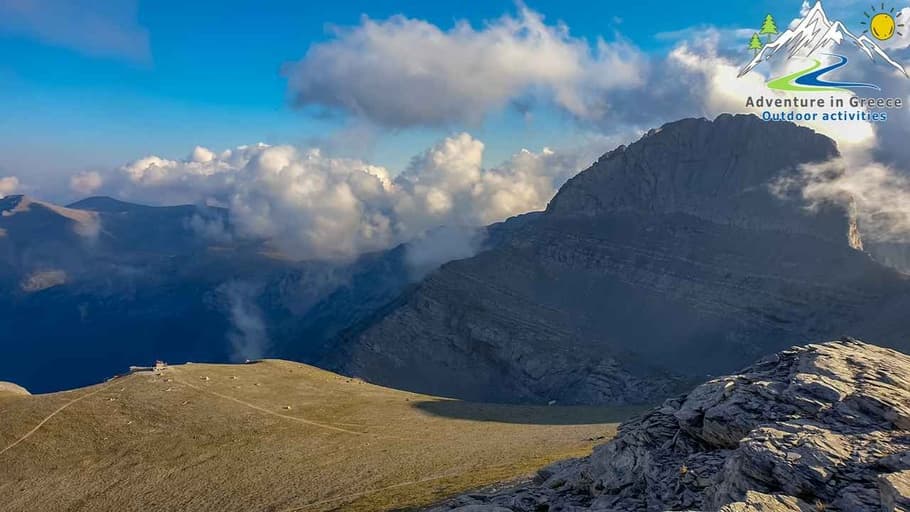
[[218, 281, 270, 362]]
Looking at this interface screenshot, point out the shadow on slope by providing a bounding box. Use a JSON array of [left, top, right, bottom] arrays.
[[412, 399, 647, 425]]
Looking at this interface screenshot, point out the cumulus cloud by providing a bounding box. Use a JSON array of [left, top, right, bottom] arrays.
[[0, 176, 20, 197], [0, 0, 150, 62], [281, 4, 883, 145], [89, 134, 592, 261], [285, 7, 644, 127], [69, 171, 103, 195]]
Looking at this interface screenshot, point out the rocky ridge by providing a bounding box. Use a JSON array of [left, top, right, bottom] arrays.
[[427, 339, 910, 511], [329, 115, 910, 405]]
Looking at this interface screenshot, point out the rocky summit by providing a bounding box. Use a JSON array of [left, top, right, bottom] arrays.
[[328, 114, 910, 405], [427, 339, 910, 512]]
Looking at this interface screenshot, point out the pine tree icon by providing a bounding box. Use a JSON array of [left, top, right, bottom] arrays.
[[760, 14, 779, 44], [749, 32, 763, 55]]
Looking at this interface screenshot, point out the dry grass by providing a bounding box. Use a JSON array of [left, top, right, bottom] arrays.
[[0, 360, 640, 512]]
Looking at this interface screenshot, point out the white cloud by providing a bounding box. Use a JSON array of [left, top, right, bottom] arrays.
[[190, 146, 216, 163], [69, 171, 103, 195], [0, 176, 20, 197], [92, 135, 592, 261], [786, 156, 910, 244], [286, 7, 645, 127], [0, 0, 149, 62]]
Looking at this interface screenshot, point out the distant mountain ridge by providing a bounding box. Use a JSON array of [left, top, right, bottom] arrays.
[[0, 194, 426, 393], [66, 195, 212, 213]]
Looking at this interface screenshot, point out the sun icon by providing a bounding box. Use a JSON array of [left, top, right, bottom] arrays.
[[861, 3, 905, 40]]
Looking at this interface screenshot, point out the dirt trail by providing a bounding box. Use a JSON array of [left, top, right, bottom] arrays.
[[171, 376, 373, 437], [0, 383, 112, 457]]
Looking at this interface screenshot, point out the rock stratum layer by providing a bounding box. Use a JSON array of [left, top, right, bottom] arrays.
[[329, 115, 910, 405], [428, 339, 910, 511]]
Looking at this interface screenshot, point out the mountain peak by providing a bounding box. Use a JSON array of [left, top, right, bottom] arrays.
[[545, 114, 857, 246], [0, 194, 99, 227], [67, 196, 149, 213], [0, 194, 33, 212]]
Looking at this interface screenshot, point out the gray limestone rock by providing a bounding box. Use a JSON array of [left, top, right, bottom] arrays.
[[427, 340, 910, 511], [880, 471, 910, 512], [719, 491, 814, 512]]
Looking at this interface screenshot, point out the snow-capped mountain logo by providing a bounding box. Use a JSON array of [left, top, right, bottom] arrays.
[[740, 1, 909, 92]]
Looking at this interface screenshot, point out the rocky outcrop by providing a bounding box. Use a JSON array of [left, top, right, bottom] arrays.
[[427, 340, 910, 511], [328, 115, 910, 405], [0, 381, 30, 396]]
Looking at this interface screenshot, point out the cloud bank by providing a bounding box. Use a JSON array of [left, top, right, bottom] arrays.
[[89, 135, 593, 261]]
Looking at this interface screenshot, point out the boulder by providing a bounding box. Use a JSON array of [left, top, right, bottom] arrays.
[[879, 471, 910, 512]]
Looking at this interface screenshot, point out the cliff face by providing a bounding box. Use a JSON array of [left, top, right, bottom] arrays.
[[427, 340, 910, 512], [327, 115, 910, 405]]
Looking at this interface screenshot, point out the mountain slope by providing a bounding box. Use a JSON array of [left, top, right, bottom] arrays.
[[0, 361, 635, 512], [326, 114, 910, 405]]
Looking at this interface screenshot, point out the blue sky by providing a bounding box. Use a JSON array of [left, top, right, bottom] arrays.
[[0, 0, 904, 202], [0, 1, 790, 189]]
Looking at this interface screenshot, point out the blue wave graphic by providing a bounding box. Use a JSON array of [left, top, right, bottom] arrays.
[[793, 54, 881, 91]]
